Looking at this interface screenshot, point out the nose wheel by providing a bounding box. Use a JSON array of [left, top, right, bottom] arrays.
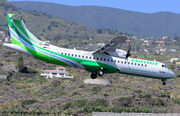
[[162, 81, 166, 85], [162, 79, 167, 85]]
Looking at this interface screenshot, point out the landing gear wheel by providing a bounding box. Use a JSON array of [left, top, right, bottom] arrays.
[[97, 70, 104, 77], [162, 81, 166, 85], [91, 73, 97, 79]]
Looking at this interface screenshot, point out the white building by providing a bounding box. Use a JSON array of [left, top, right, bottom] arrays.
[[40, 66, 73, 79], [97, 43, 105, 47]]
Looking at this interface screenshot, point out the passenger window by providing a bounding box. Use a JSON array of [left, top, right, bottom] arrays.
[[114, 60, 116, 62], [86, 56, 88, 59], [128, 62, 130, 64], [111, 60, 113, 62], [97, 58, 99, 60], [72, 54, 74, 56], [79, 55, 80, 57], [104, 59, 106, 61], [131, 63, 133, 65], [141, 64, 143, 66], [61, 53, 63, 55], [125, 62, 126, 64], [138, 64, 140, 66], [107, 59, 109, 62], [162, 65, 167, 68], [93, 57, 95, 59], [75, 55, 77, 57], [68, 54, 70, 56], [145, 64, 147, 67], [89, 57, 91, 59], [121, 61, 123, 63], [100, 58, 102, 60], [135, 63, 136, 65], [65, 53, 67, 55], [118, 61, 119, 63], [82, 56, 84, 58]]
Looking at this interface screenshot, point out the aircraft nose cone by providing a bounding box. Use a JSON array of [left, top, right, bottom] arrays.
[[169, 71, 176, 78], [172, 72, 176, 78]]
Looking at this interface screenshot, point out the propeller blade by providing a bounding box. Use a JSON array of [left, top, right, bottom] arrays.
[[125, 43, 131, 59]]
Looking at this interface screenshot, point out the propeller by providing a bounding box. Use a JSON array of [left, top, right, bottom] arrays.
[[125, 43, 131, 61]]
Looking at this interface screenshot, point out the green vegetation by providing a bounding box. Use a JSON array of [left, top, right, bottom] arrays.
[[137, 94, 151, 98], [28, 67, 38, 73], [76, 99, 87, 108], [103, 93, 109, 96], [5, 59, 11, 62], [4, 51, 12, 55], [0, 62, 4, 66], [21, 99, 37, 106], [91, 86, 101, 91], [88, 98, 108, 107], [48, 91, 66, 99]]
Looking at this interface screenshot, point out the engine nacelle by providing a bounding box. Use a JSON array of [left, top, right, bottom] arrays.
[[105, 49, 127, 59]]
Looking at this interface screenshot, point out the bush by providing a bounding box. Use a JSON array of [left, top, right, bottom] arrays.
[[21, 100, 37, 106], [76, 99, 86, 108], [5, 59, 11, 62], [4, 51, 12, 55], [78, 84, 84, 88], [28, 67, 38, 73], [157, 98, 164, 106], [138, 94, 151, 98], [165, 91, 171, 94], [91, 86, 101, 91], [0, 62, 4, 66], [104, 93, 109, 96], [89, 98, 108, 107]]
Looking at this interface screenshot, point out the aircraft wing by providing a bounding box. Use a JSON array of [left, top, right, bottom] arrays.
[[93, 36, 127, 54]]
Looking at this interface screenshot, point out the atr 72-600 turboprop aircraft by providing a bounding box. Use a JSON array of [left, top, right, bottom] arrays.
[[4, 14, 175, 85]]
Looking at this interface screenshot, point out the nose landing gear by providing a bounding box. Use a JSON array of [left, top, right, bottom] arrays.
[[162, 79, 167, 85], [162, 81, 166, 85]]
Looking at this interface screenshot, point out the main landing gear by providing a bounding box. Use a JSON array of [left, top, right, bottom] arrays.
[[97, 70, 104, 76], [91, 73, 97, 79], [91, 69, 104, 79], [162, 79, 167, 85]]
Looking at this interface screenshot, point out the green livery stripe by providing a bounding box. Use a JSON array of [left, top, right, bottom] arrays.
[[7, 14, 14, 28], [53, 54, 118, 73], [7, 14, 36, 45], [11, 37, 68, 66], [13, 19, 36, 43]]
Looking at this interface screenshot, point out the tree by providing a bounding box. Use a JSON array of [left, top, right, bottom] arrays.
[[16, 56, 28, 73], [97, 28, 102, 34]]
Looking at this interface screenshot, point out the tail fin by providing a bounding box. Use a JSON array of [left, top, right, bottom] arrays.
[[7, 14, 42, 45]]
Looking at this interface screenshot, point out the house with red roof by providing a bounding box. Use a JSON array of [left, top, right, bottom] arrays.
[[40, 67, 73, 79]]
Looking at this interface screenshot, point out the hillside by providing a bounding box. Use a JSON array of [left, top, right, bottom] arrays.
[[10, 1, 180, 37], [0, 0, 125, 49]]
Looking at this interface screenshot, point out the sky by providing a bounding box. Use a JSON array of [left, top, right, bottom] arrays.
[[7, 0, 180, 14]]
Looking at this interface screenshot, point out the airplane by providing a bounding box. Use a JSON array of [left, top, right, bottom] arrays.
[[4, 14, 176, 85]]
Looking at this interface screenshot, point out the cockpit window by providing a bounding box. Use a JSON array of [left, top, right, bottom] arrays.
[[162, 65, 167, 68]]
